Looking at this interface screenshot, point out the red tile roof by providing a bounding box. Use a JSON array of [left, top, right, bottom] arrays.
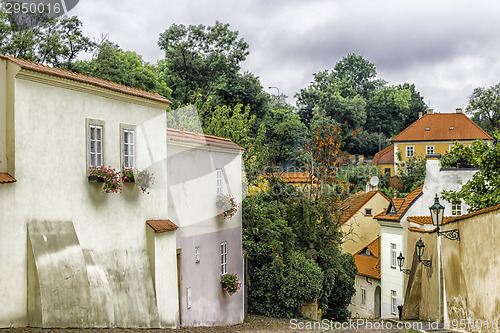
[[408, 227, 437, 233], [372, 144, 394, 165], [340, 191, 389, 224], [375, 185, 423, 221], [354, 236, 381, 279], [0, 54, 171, 105], [167, 128, 243, 151], [407, 204, 500, 226], [391, 113, 492, 142], [264, 172, 317, 183], [0, 173, 16, 183], [146, 219, 179, 233]]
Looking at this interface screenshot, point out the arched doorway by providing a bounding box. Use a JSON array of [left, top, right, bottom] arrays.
[[374, 286, 381, 318]]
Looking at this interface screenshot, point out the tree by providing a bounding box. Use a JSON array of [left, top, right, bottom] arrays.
[[398, 83, 427, 129], [158, 22, 249, 107], [467, 83, 500, 132], [0, 6, 95, 70], [72, 41, 171, 98], [442, 140, 500, 211]]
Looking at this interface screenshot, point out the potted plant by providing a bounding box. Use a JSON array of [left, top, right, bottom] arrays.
[[122, 168, 135, 182], [216, 194, 238, 219], [220, 273, 241, 295], [134, 168, 155, 194], [89, 166, 124, 194]]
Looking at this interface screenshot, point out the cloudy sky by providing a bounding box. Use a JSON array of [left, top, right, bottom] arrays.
[[71, 0, 500, 113]]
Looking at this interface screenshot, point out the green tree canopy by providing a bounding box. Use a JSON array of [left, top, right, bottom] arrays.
[[467, 83, 500, 132]]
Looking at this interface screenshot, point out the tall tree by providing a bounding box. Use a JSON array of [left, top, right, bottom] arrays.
[[467, 83, 500, 132], [0, 6, 95, 70], [158, 21, 249, 107]]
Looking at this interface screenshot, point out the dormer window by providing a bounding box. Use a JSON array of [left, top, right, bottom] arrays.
[[449, 127, 454, 130], [425, 127, 430, 131]]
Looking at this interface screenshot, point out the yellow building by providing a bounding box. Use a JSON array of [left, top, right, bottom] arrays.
[[393, 108, 492, 174], [373, 108, 492, 175], [340, 190, 390, 254]]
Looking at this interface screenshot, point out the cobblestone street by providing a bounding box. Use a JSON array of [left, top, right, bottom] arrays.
[[0, 316, 413, 333]]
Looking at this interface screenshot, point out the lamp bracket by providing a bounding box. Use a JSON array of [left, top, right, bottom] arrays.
[[438, 229, 460, 241], [420, 259, 432, 267], [400, 269, 411, 275]]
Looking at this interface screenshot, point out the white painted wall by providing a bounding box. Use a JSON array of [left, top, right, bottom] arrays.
[[349, 275, 380, 318], [0, 68, 175, 327]]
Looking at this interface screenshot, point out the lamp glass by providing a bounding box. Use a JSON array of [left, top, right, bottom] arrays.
[[397, 252, 405, 269], [415, 238, 425, 260], [429, 194, 445, 227]]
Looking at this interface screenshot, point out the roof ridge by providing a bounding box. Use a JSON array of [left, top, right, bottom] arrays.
[[0, 53, 171, 104]]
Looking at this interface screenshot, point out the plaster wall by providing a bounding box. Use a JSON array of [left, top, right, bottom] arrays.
[[0, 74, 174, 327], [342, 193, 388, 254], [167, 142, 244, 327], [0, 58, 6, 171], [379, 224, 405, 318], [349, 275, 380, 318]]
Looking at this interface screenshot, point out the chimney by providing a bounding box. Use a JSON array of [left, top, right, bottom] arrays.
[[393, 190, 397, 199], [418, 112, 423, 118], [456, 108, 463, 113], [427, 109, 434, 114]]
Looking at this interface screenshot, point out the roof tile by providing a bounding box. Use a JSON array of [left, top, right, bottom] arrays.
[[391, 113, 492, 142], [0, 54, 171, 105], [167, 128, 243, 151], [372, 144, 394, 165], [146, 219, 179, 233], [354, 236, 381, 279], [375, 185, 423, 221], [0, 173, 16, 183]]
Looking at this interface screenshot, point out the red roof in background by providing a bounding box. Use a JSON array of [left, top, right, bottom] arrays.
[[167, 128, 244, 151], [265, 172, 317, 183], [340, 191, 389, 224], [0, 54, 171, 105], [146, 219, 179, 233], [375, 184, 423, 221], [391, 113, 492, 142], [408, 204, 500, 226], [372, 144, 394, 165], [354, 236, 381, 279], [0, 173, 16, 183]]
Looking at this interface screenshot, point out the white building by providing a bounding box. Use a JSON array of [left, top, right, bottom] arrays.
[[167, 128, 245, 327], [0, 54, 178, 328]]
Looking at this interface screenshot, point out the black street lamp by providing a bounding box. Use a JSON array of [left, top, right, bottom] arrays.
[[415, 238, 432, 267], [397, 252, 411, 274], [429, 194, 460, 241]]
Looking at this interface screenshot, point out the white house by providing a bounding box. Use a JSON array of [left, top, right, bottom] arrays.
[[375, 158, 477, 318], [0, 54, 178, 328], [166, 128, 245, 327]]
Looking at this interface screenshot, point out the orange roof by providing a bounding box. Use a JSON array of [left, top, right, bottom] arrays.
[[0, 54, 171, 105], [167, 128, 243, 151], [372, 144, 394, 165], [391, 113, 492, 142], [408, 204, 500, 226], [264, 172, 317, 183], [354, 237, 381, 279], [375, 185, 423, 221], [0, 173, 16, 183], [340, 191, 389, 224], [408, 226, 437, 233], [146, 219, 179, 233]]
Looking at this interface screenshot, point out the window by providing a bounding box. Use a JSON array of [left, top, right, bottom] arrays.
[[220, 241, 227, 275], [216, 168, 223, 195], [406, 145, 414, 157], [122, 128, 135, 169], [361, 288, 366, 306], [384, 168, 391, 176], [426, 145, 435, 155], [88, 123, 103, 167], [365, 208, 372, 216], [391, 243, 397, 268], [452, 200, 462, 216], [449, 144, 455, 153], [391, 290, 397, 314]]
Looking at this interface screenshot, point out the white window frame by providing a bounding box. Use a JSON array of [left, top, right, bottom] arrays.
[[391, 243, 397, 268], [361, 287, 366, 306], [391, 290, 397, 314], [220, 241, 227, 275], [88, 122, 103, 168], [216, 168, 223, 195], [452, 200, 462, 216], [121, 126, 135, 169], [406, 145, 414, 157], [426, 145, 435, 155], [449, 144, 454, 153]]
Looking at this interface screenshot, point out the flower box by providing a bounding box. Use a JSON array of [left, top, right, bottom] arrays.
[[217, 194, 238, 219], [88, 175, 104, 183]]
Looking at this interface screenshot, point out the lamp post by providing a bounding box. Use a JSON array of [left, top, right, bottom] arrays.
[[428, 194, 460, 327], [415, 238, 432, 267], [397, 252, 411, 274], [268, 86, 281, 102]]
